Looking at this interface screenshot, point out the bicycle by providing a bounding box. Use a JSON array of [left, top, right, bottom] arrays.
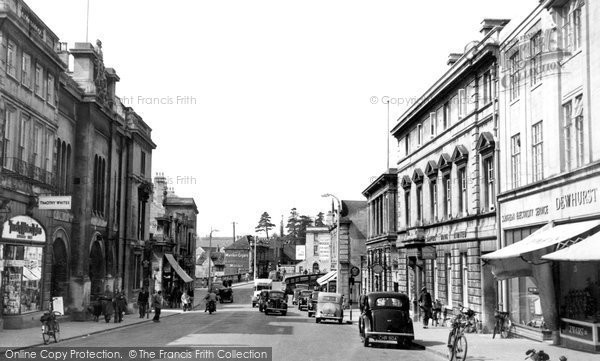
[[447, 305, 476, 361], [41, 297, 62, 344], [525, 349, 567, 361], [492, 309, 513, 339]]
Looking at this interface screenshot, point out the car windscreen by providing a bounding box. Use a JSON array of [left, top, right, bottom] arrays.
[[320, 296, 339, 302], [300, 291, 312, 297], [374, 297, 405, 308], [269, 292, 285, 299]]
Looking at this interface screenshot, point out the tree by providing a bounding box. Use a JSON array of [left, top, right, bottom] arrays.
[[255, 212, 275, 239], [286, 208, 299, 239], [297, 215, 313, 241], [315, 212, 325, 227]]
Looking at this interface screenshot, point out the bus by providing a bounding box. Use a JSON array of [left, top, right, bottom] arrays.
[[282, 273, 325, 295]]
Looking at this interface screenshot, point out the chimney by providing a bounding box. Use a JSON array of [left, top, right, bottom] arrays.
[[57, 42, 70, 68], [69, 42, 98, 94], [480, 19, 511, 36], [447, 53, 463, 66]]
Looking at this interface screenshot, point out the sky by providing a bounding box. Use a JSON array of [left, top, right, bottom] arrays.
[[26, 0, 538, 238]]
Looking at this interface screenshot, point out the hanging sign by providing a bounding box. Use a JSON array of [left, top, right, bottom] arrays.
[[38, 196, 72, 210], [2, 215, 45, 243]]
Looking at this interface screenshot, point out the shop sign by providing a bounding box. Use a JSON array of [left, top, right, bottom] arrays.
[[500, 177, 599, 227], [296, 246, 306, 260], [38, 196, 71, 210], [2, 216, 45, 243], [560, 320, 594, 341]]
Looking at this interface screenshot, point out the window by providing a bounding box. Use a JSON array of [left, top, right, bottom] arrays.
[[18, 117, 29, 161], [405, 134, 410, 156], [404, 190, 410, 226], [137, 187, 146, 240], [21, 52, 31, 87], [511, 134, 521, 188], [133, 254, 142, 289], [530, 31, 542, 85], [433, 259, 439, 300], [458, 89, 467, 117], [430, 180, 438, 221], [482, 156, 495, 210], [457, 167, 467, 215], [417, 124, 423, 146], [446, 254, 452, 307], [461, 253, 468, 306], [33, 125, 42, 168], [1, 244, 44, 315], [482, 71, 492, 104], [314, 243, 318, 256], [444, 174, 451, 218], [563, 1, 582, 52], [7, 40, 17, 78], [140, 151, 146, 177], [93, 155, 106, 215], [47, 74, 55, 105], [416, 185, 423, 223], [563, 96, 584, 171], [3, 110, 16, 169], [509, 51, 520, 101], [443, 103, 450, 129], [532, 122, 544, 181], [466, 81, 476, 114], [449, 95, 458, 126], [430, 112, 436, 138], [35, 64, 43, 97], [45, 132, 54, 172]]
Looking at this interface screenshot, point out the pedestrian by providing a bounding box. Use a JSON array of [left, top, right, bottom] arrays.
[[418, 286, 433, 328], [359, 289, 367, 313], [137, 287, 149, 318], [113, 288, 126, 323], [152, 290, 164, 322]]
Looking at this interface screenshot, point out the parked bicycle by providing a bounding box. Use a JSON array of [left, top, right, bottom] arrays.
[[447, 304, 476, 361], [492, 309, 514, 339], [41, 297, 61, 344], [525, 349, 567, 361]]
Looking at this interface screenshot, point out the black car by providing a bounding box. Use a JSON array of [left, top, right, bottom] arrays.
[[298, 290, 313, 311], [264, 290, 287, 316], [358, 292, 414, 348], [307, 291, 319, 317], [218, 287, 233, 303]]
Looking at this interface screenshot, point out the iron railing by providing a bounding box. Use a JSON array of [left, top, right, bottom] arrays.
[[2, 157, 56, 188]]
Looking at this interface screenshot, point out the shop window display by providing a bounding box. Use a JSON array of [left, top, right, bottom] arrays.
[[508, 276, 546, 329], [1, 244, 43, 315], [559, 262, 600, 322]]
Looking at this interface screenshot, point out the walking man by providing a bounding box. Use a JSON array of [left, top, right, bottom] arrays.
[[152, 291, 164, 322], [418, 286, 433, 328], [137, 287, 149, 318]]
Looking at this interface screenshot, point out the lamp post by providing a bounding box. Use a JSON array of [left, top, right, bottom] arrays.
[[208, 228, 218, 291], [322, 193, 341, 295], [253, 235, 258, 280]]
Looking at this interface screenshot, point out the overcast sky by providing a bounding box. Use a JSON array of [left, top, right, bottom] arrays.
[[27, 0, 537, 238]]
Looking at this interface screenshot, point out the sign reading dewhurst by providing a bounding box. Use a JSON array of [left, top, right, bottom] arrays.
[[0, 347, 272, 361], [38, 196, 72, 210]]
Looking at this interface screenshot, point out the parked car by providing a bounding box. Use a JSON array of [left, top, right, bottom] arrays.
[[264, 290, 288, 316], [218, 287, 233, 303], [358, 292, 414, 348], [307, 291, 319, 317], [298, 290, 313, 311], [292, 284, 309, 305], [315, 292, 343, 324]]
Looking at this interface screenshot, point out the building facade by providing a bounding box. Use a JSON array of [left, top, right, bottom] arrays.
[[362, 169, 398, 294], [295, 226, 331, 274], [483, 0, 600, 350], [391, 20, 509, 329]]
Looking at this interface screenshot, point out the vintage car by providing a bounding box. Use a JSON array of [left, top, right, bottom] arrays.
[[307, 291, 319, 317], [315, 292, 343, 324], [218, 287, 233, 303], [358, 292, 414, 348], [264, 290, 288, 316], [298, 290, 313, 311], [292, 284, 309, 305]]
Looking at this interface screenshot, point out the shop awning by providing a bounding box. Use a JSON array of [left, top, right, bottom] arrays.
[[482, 220, 600, 260], [317, 271, 337, 286], [542, 230, 600, 261], [165, 253, 194, 283]]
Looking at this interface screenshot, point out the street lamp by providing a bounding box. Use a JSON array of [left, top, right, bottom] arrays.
[[322, 193, 341, 295], [208, 228, 218, 291]]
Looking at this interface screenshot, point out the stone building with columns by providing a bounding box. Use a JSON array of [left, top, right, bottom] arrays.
[[362, 169, 398, 293], [390, 20, 510, 329]]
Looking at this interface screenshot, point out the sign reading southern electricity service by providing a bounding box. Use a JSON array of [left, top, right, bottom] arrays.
[[38, 195, 72, 210], [501, 177, 599, 227], [2, 215, 46, 242]]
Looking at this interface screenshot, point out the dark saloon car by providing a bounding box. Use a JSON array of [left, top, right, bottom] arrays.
[[358, 292, 414, 348], [264, 290, 287, 315], [307, 291, 319, 317], [218, 287, 233, 303], [298, 290, 313, 311]]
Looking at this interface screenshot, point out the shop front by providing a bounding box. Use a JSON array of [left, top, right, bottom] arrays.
[[489, 175, 600, 349], [0, 215, 47, 329]]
